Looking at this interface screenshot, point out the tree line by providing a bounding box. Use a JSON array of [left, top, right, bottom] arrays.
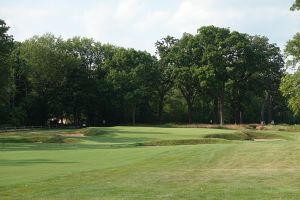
[[0, 18, 299, 126]]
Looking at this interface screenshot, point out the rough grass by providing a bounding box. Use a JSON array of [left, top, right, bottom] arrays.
[[0, 130, 80, 143], [242, 130, 286, 140], [1, 126, 300, 199], [81, 127, 112, 136], [0, 134, 66, 143], [164, 123, 259, 130], [201, 130, 285, 141], [264, 124, 300, 132], [204, 132, 251, 140]]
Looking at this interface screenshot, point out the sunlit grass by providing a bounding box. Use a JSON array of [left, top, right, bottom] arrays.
[[1, 126, 300, 199]]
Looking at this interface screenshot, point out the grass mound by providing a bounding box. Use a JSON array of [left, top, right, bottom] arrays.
[[0, 134, 79, 143], [138, 138, 230, 146], [203, 130, 284, 141], [81, 128, 110, 136], [204, 132, 251, 140], [0, 135, 64, 143], [242, 130, 284, 140]]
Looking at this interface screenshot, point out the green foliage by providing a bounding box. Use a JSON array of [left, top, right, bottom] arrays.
[[0, 19, 14, 122], [170, 33, 204, 123], [285, 33, 300, 69], [280, 69, 300, 116], [9, 106, 26, 126], [283, 2, 300, 118], [155, 36, 178, 122], [106, 47, 158, 124], [291, 0, 300, 10], [162, 26, 284, 125], [0, 21, 291, 126]]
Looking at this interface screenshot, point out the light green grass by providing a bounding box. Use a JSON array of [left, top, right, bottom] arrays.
[[1, 126, 300, 199]]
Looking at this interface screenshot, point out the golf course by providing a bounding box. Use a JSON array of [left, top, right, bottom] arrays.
[[1, 0, 300, 199], [1, 125, 300, 199]]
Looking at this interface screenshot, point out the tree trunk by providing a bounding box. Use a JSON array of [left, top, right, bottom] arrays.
[[74, 112, 78, 128], [261, 102, 265, 123], [179, 87, 194, 124], [261, 92, 268, 123], [233, 103, 238, 124], [24, 80, 28, 97], [132, 103, 136, 126], [187, 102, 193, 124], [10, 93, 15, 111], [268, 95, 273, 124], [218, 96, 224, 126], [213, 98, 219, 124], [232, 85, 242, 124], [158, 94, 164, 123], [235, 105, 242, 124], [76, 113, 80, 128], [239, 111, 243, 124]]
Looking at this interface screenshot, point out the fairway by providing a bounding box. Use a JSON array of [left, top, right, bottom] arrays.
[[1, 126, 300, 199]]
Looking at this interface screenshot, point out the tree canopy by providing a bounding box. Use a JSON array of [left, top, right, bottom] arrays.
[[291, 0, 300, 11], [0, 19, 297, 126], [285, 33, 300, 69], [0, 19, 13, 122]]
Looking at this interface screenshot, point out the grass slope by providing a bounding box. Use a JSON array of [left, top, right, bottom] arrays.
[[0, 126, 300, 199]]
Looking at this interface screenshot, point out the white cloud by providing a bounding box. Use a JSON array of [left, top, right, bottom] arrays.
[[0, 0, 299, 54], [169, 0, 244, 34], [115, 0, 141, 20], [134, 11, 171, 33], [0, 6, 54, 40], [82, 2, 113, 39]]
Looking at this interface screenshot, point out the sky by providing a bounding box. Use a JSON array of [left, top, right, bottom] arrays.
[[1, 0, 300, 54]]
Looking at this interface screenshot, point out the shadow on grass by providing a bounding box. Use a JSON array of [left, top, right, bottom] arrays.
[[0, 159, 77, 166], [83, 128, 169, 136], [82, 133, 155, 144], [138, 138, 231, 146], [0, 128, 159, 151], [0, 143, 138, 152], [0, 127, 161, 146]]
